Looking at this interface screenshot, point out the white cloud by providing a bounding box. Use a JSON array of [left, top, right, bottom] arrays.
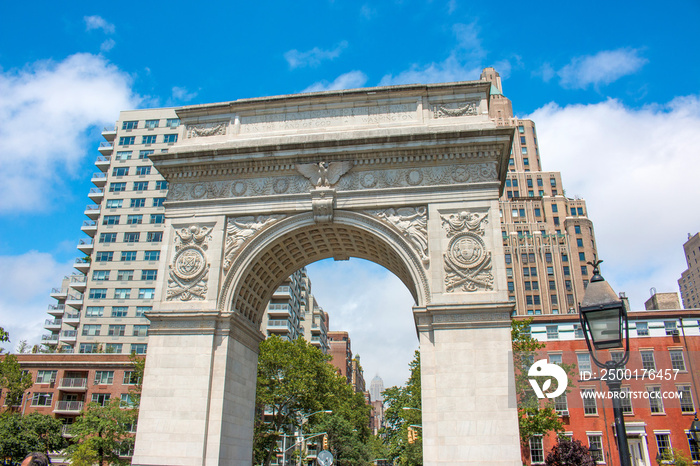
[[557, 48, 647, 89], [171, 86, 198, 103], [306, 259, 418, 389], [0, 53, 139, 213], [447, 0, 458, 14], [379, 23, 485, 86], [0, 252, 74, 353], [302, 70, 368, 93], [527, 96, 700, 309], [100, 38, 116, 52], [360, 4, 377, 20], [84, 15, 115, 34], [285, 41, 348, 69]]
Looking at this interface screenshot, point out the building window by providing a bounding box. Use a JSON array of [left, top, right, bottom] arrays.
[[31, 393, 53, 407], [36, 370, 57, 384], [119, 136, 135, 145], [620, 387, 633, 414], [655, 433, 671, 457], [108, 325, 125, 336], [163, 134, 178, 143], [579, 252, 586, 262], [133, 181, 148, 191], [577, 353, 592, 373], [133, 325, 149, 337], [166, 118, 180, 128], [581, 265, 588, 276], [534, 208, 541, 217], [106, 199, 123, 208], [505, 253, 512, 264], [146, 232, 162, 242], [138, 288, 155, 299], [155, 180, 168, 190], [545, 252, 552, 263], [588, 435, 604, 463], [529, 436, 544, 464], [582, 389, 598, 415], [114, 288, 131, 299], [106, 343, 123, 353], [507, 282, 514, 292], [123, 371, 140, 385], [85, 306, 103, 317], [574, 324, 584, 339], [144, 119, 159, 129], [116, 151, 132, 161], [574, 225, 582, 234], [150, 214, 165, 224], [549, 280, 556, 290], [153, 197, 166, 207], [678, 385, 695, 412], [99, 232, 116, 243], [131, 343, 148, 354], [139, 150, 154, 159], [563, 266, 570, 276], [648, 387, 664, 413], [120, 393, 136, 408], [121, 251, 137, 261], [95, 251, 113, 262], [112, 167, 129, 177], [124, 232, 140, 243], [82, 324, 101, 336], [79, 343, 98, 353], [547, 266, 554, 276], [664, 321, 678, 335], [546, 326, 558, 340], [122, 120, 138, 130], [131, 198, 145, 208], [91, 393, 111, 406], [636, 322, 649, 336], [88, 289, 107, 299], [92, 270, 110, 281], [103, 215, 120, 225], [109, 182, 126, 192], [111, 307, 128, 318], [94, 371, 114, 385], [641, 351, 656, 370], [670, 350, 686, 371], [142, 135, 157, 145], [116, 270, 133, 281], [135, 306, 151, 317], [533, 295, 541, 305], [530, 267, 537, 277], [687, 433, 700, 461], [141, 270, 157, 281], [576, 238, 584, 247], [144, 250, 160, 261]]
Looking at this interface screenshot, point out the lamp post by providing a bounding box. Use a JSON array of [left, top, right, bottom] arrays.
[[579, 260, 631, 466], [296, 410, 331, 465], [689, 413, 700, 447]]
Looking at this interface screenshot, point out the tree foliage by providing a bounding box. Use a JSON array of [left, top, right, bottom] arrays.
[[0, 412, 66, 465], [66, 399, 136, 466], [545, 437, 595, 466], [0, 354, 33, 411], [380, 350, 422, 466], [657, 448, 693, 466], [254, 336, 371, 466]]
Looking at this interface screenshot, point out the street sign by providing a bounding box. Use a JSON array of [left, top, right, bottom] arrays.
[[317, 449, 333, 466]]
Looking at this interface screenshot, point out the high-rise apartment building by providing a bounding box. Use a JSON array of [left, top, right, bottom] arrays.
[[481, 68, 600, 316], [678, 232, 700, 309], [369, 375, 384, 403], [44, 108, 329, 354]]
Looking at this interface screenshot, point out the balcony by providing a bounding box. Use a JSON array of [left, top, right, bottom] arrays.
[[98, 141, 113, 155], [68, 274, 87, 292], [65, 293, 83, 309], [44, 319, 62, 330], [42, 334, 58, 345], [50, 287, 68, 299], [267, 319, 292, 332], [54, 400, 84, 414], [60, 329, 77, 342], [95, 156, 110, 172], [88, 187, 104, 203], [77, 238, 93, 254], [47, 304, 65, 317], [272, 287, 292, 299], [74, 257, 90, 272], [101, 126, 116, 142], [84, 204, 100, 220], [81, 220, 96, 237], [64, 313, 80, 326], [61, 424, 74, 438], [58, 377, 86, 391], [91, 172, 107, 187]]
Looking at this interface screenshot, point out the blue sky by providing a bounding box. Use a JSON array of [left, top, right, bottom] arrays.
[[1, 0, 699, 387]]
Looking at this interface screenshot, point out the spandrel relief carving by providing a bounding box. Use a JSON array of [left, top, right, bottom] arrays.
[[432, 101, 479, 118], [441, 211, 493, 292], [167, 225, 212, 301], [370, 207, 429, 266], [223, 215, 285, 271]]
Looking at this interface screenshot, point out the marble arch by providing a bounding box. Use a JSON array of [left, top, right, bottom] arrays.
[[132, 81, 522, 466]]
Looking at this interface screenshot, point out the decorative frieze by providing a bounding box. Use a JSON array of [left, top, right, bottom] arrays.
[[167, 225, 212, 301], [432, 101, 480, 118], [186, 121, 229, 138], [441, 211, 493, 293]]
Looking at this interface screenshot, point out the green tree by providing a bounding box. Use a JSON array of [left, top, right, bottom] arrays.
[[0, 353, 33, 411], [127, 353, 145, 408], [545, 437, 594, 466], [657, 448, 692, 466], [0, 412, 66, 465], [66, 399, 136, 466], [512, 318, 568, 449], [380, 350, 422, 466]]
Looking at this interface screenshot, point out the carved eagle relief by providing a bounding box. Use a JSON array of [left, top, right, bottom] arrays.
[[296, 161, 354, 187]]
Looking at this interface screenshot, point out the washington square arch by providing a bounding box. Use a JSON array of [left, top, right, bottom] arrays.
[[131, 78, 522, 466]]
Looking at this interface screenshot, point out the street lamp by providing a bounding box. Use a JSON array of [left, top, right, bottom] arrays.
[[296, 410, 332, 465], [579, 259, 631, 466], [689, 413, 700, 446]]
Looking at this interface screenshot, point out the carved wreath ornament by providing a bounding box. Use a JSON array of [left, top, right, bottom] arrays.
[[441, 211, 493, 293], [167, 225, 212, 301]]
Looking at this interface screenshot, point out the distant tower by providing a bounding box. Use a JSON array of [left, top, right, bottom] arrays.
[[369, 375, 384, 402]]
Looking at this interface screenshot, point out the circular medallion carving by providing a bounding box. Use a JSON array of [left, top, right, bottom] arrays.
[[452, 166, 469, 183], [232, 181, 247, 196], [192, 183, 206, 199], [447, 233, 487, 269], [360, 173, 377, 188], [173, 246, 206, 281], [406, 169, 423, 186], [273, 178, 289, 194]]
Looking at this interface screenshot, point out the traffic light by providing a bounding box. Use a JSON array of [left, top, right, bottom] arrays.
[[407, 426, 416, 444], [322, 434, 328, 450]]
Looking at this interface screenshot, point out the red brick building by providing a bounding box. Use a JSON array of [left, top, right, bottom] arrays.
[[518, 308, 700, 466]]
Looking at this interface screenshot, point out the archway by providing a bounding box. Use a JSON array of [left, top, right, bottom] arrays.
[[132, 81, 521, 465]]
